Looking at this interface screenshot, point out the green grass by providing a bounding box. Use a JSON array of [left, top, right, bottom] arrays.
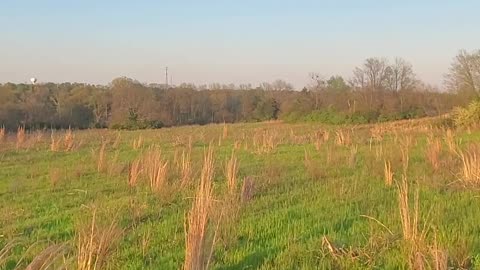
[[1, 122, 480, 269]]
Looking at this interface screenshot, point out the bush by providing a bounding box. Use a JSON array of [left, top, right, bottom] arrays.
[[283, 107, 430, 126], [110, 120, 163, 130], [452, 99, 480, 127]]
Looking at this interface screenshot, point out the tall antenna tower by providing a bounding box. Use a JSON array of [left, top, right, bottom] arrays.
[[165, 67, 168, 88]]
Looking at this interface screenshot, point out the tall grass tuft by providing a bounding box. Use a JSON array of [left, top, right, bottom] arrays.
[[76, 208, 123, 270], [180, 149, 193, 188], [233, 140, 242, 150], [444, 129, 457, 154], [457, 144, 480, 185], [64, 127, 75, 151], [397, 175, 430, 268], [16, 126, 26, 149], [375, 143, 384, 161], [128, 158, 142, 188], [253, 130, 278, 154], [0, 239, 20, 267], [0, 126, 5, 142], [226, 150, 239, 194], [323, 130, 330, 143], [97, 141, 107, 173], [222, 122, 228, 139], [426, 136, 442, 171], [50, 131, 61, 152], [400, 140, 411, 174], [144, 147, 169, 193], [384, 160, 394, 186], [398, 175, 420, 242], [184, 145, 216, 270], [241, 176, 255, 203], [313, 130, 327, 151], [25, 243, 69, 270], [112, 133, 121, 149], [348, 144, 358, 168], [335, 130, 351, 146], [132, 136, 143, 150]]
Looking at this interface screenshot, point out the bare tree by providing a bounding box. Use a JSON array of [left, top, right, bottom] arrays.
[[259, 82, 273, 91], [364, 58, 390, 90], [351, 67, 366, 89], [445, 49, 480, 95], [385, 58, 417, 91], [308, 73, 326, 109], [271, 79, 294, 91], [308, 73, 326, 91], [352, 58, 390, 90]]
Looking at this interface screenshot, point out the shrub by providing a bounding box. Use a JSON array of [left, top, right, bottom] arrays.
[[452, 99, 480, 127]]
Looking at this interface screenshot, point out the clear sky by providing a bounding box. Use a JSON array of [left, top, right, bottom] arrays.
[[1, 0, 479, 88]]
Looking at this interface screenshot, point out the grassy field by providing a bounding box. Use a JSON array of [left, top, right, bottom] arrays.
[[1, 119, 480, 269]]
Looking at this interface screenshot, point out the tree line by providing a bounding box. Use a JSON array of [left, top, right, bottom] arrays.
[[1, 51, 478, 130]]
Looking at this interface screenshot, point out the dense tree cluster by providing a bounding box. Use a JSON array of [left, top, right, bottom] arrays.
[[0, 54, 476, 130]]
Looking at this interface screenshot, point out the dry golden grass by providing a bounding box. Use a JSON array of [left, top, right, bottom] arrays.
[[374, 143, 384, 161], [226, 150, 239, 194], [444, 129, 457, 154], [397, 175, 432, 269], [241, 176, 255, 203], [398, 175, 420, 242], [400, 142, 411, 174], [173, 148, 181, 170], [384, 160, 394, 186], [326, 144, 333, 165], [32, 130, 44, 145], [128, 159, 142, 188], [233, 140, 242, 150], [107, 151, 122, 177], [64, 128, 75, 151], [313, 130, 326, 151], [184, 145, 216, 270], [144, 147, 169, 193], [314, 138, 322, 152], [50, 132, 61, 152], [323, 130, 330, 143], [180, 149, 193, 188], [112, 133, 121, 149], [0, 239, 20, 267], [140, 228, 152, 259], [348, 144, 358, 168], [25, 243, 69, 270], [370, 126, 385, 142], [457, 144, 480, 185], [0, 126, 5, 142], [426, 136, 442, 171], [76, 208, 123, 270], [431, 231, 448, 270], [217, 135, 223, 147], [222, 122, 228, 140], [253, 129, 279, 154], [132, 136, 143, 150], [16, 126, 26, 149], [173, 136, 186, 148], [335, 130, 351, 146], [96, 141, 107, 173]]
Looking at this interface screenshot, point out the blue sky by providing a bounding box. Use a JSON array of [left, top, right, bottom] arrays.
[[1, 0, 479, 88]]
